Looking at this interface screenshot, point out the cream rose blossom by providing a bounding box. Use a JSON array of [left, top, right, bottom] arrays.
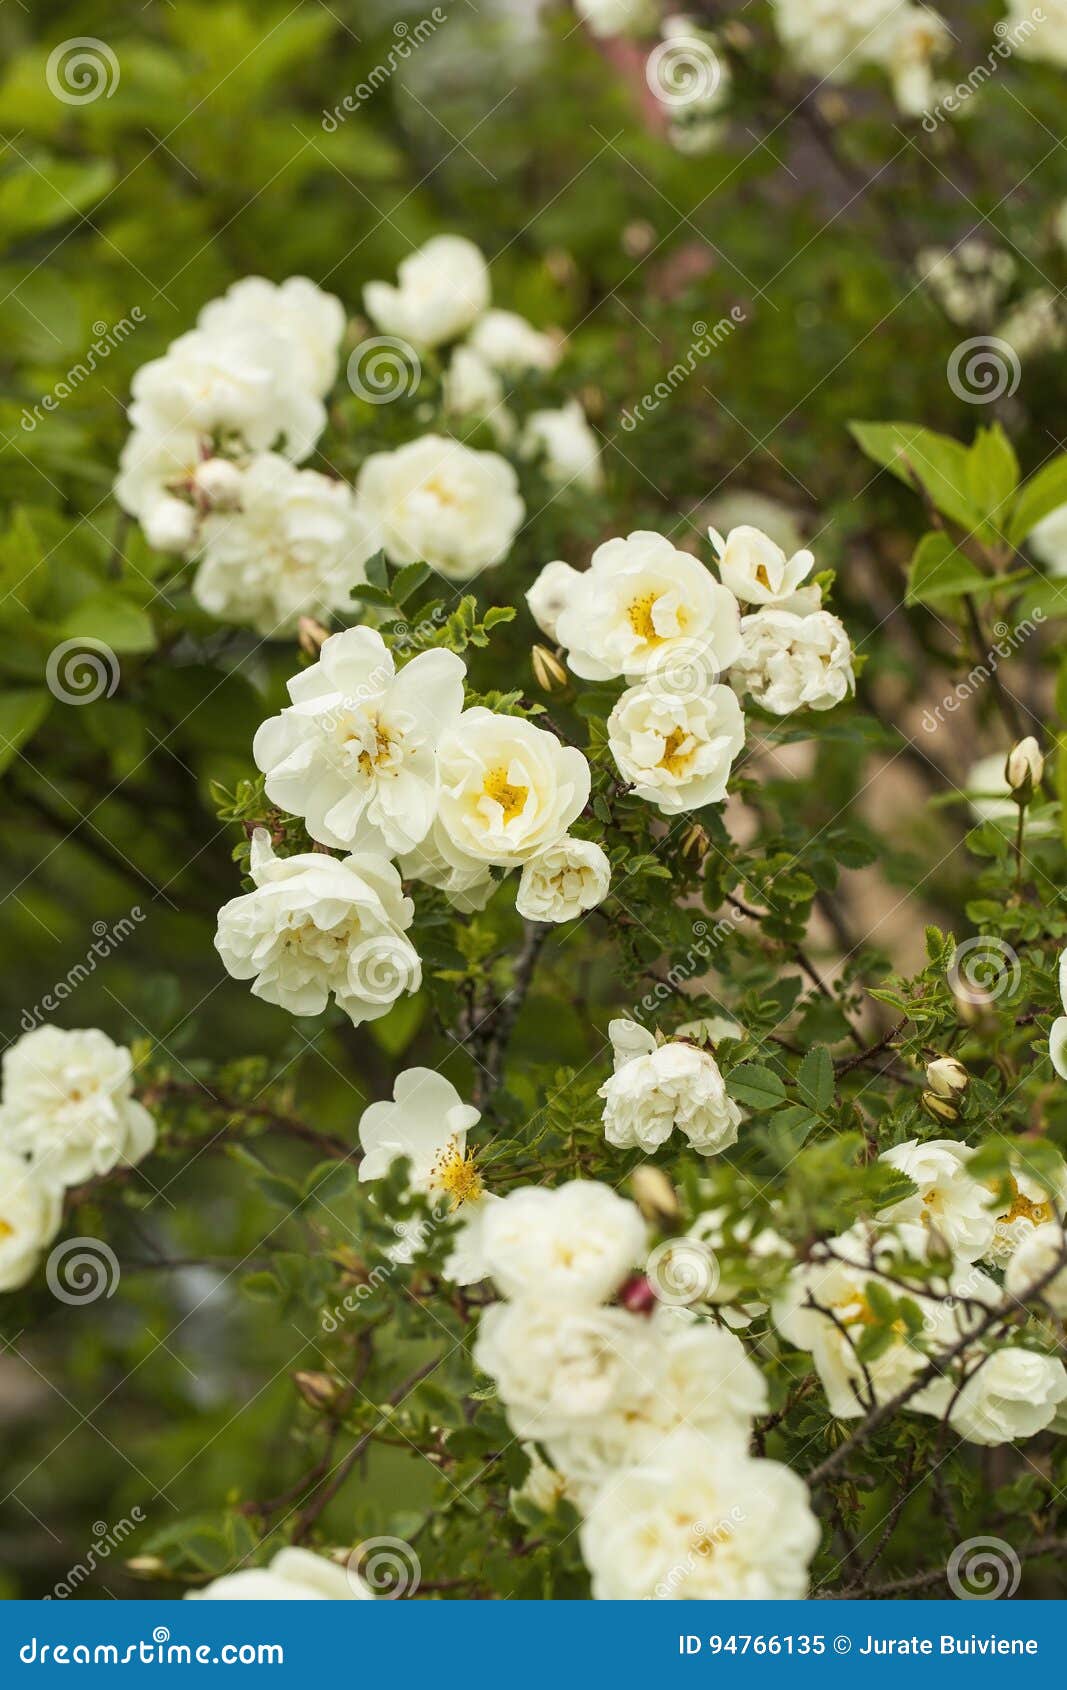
[[468, 308, 561, 374], [478, 1180, 647, 1304], [473, 1301, 657, 1439], [521, 400, 603, 492], [364, 235, 490, 348], [434, 708, 591, 867], [515, 836, 611, 922], [598, 1018, 741, 1155], [0, 1149, 62, 1292], [733, 606, 854, 714], [709, 523, 815, 607], [607, 682, 745, 814], [188, 1547, 372, 1600], [0, 1027, 155, 1189], [356, 434, 524, 580]]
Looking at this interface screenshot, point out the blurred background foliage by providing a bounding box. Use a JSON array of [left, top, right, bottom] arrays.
[[1, 0, 1065, 1596]]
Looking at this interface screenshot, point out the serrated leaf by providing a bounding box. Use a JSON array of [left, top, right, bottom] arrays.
[[797, 1047, 834, 1113], [728, 1062, 786, 1109]]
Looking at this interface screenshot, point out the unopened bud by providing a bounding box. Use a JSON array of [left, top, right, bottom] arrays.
[[618, 1273, 657, 1314], [631, 1165, 680, 1225], [293, 1370, 340, 1411], [193, 456, 243, 509], [1005, 737, 1043, 801], [953, 988, 997, 1031], [925, 1056, 968, 1099], [680, 822, 709, 865], [922, 1089, 959, 1123], [531, 644, 569, 694], [125, 1556, 168, 1580], [298, 616, 330, 657]]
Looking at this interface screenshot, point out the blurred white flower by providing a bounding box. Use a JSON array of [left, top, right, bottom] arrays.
[[0, 1027, 155, 1190], [526, 559, 583, 642], [924, 1345, 1067, 1446], [599, 1018, 741, 1156], [709, 523, 814, 608], [1007, 0, 1067, 68], [468, 308, 561, 374], [515, 836, 611, 921], [733, 607, 854, 714], [193, 454, 380, 636], [997, 288, 1067, 359], [214, 829, 420, 1028], [1004, 1220, 1067, 1316], [555, 531, 741, 682], [443, 345, 510, 438], [607, 682, 745, 813], [575, 0, 658, 35], [521, 400, 603, 491], [771, 0, 949, 116], [364, 235, 490, 348], [0, 1149, 62, 1292], [579, 1427, 819, 1599], [358, 1065, 484, 1225], [1029, 501, 1067, 577], [356, 434, 524, 580], [473, 1300, 656, 1439], [435, 708, 590, 867], [252, 627, 466, 855], [188, 1547, 372, 1600], [479, 1179, 647, 1304], [198, 275, 346, 398]]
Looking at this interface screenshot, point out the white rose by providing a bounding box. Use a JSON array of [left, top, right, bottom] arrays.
[[878, 1138, 997, 1264], [0, 1026, 155, 1190], [607, 682, 745, 814], [114, 426, 203, 550], [515, 836, 611, 922], [997, 288, 1067, 359], [708, 523, 815, 607], [434, 708, 591, 867], [579, 1427, 819, 1600], [576, 0, 659, 36], [733, 606, 854, 714], [127, 325, 325, 464], [142, 492, 199, 554], [1029, 501, 1067, 578], [397, 818, 498, 913], [1050, 945, 1067, 1082], [194, 453, 380, 636], [358, 1066, 481, 1202], [468, 309, 560, 374], [198, 275, 346, 397], [443, 345, 508, 430], [554, 530, 742, 683], [188, 1547, 371, 1600], [1004, 1221, 1067, 1316], [356, 434, 524, 580], [521, 400, 603, 492], [925, 1345, 1067, 1446], [252, 627, 466, 855], [473, 1300, 657, 1439], [0, 1149, 62, 1292], [1007, 0, 1067, 67], [965, 752, 1057, 839], [548, 1312, 768, 1502], [525, 559, 583, 642], [214, 829, 420, 1028], [193, 456, 244, 509], [883, 5, 949, 116], [598, 1018, 741, 1156], [986, 1159, 1066, 1263], [364, 235, 490, 349], [479, 1179, 647, 1304]]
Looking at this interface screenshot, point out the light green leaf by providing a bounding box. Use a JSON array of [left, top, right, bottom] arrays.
[[59, 592, 156, 654], [0, 688, 51, 773], [1008, 454, 1067, 546], [905, 532, 987, 605], [850, 421, 979, 533]]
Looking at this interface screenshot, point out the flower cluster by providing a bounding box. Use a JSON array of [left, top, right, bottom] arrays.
[[770, 0, 950, 117], [529, 522, 854, 816], [774, 1139, 1067, 1445], [0, 1026, 155, 1290], [473, 1179, 820, 1598]]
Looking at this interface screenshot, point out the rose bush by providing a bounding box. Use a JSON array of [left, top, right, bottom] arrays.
[[1, 0, 1066, 1604]]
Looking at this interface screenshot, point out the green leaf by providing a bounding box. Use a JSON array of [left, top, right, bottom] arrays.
[[0, 688, 51, 774], [966, 425, 1018, 526], [797, 1047, 834, 1113], [392, 561, 431, 605], [850, 421, 979, 533], [905, 531, 987, 606], [59, 592, 156, 654], [1009, 453, 1067, 546], [728, 1063, 787, 1109]]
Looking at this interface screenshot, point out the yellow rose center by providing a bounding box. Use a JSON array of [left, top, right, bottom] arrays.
[[354, 718, 394, 775], [628, 593, 659, 641], [659, 727, 693, 776], [482, 767, 528, 822], [424, 475, 460, 508], [754, 562, 771, 590], [999, 1180, 1053, 1228], [0, 1218, 13, 1241], [430, 1138, 483, 1208]]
